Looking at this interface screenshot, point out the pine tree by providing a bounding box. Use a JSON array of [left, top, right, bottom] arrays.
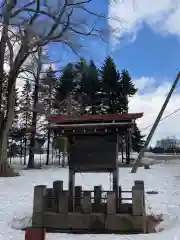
[[54, 63, 79, 167], [74, 59, 89, 114], [74, 59, 101, 114], [40, 66, 57, 165], [120, 70, 137, 112], [55, 63, 79, 115], [86, 60, 101, 114], [100, 56, 122, 114], [132, 123, 145, 153], [19, 79, 33, 164]]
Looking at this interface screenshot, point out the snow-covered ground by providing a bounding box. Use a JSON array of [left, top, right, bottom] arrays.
[[8, 151, 155, 166], [1, 157, 180, 239]]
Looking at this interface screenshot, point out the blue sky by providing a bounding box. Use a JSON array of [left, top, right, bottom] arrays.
[[113, 24, 180, 79], [47, 0, 180, 146], [49, 1, 180, 79], [107, 0, 180, 145]]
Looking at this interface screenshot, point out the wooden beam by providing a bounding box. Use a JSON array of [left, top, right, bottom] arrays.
[[49, 122, 131, 129]]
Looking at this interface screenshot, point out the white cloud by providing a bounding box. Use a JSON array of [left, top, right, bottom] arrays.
[[130, 75, 180, 146], [108, 0, 180, 46]]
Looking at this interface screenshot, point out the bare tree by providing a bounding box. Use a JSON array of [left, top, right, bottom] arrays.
[[0, 0, 107, 176]]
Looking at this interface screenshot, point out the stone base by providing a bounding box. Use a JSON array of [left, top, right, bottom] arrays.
[[32, 212, 147, 234]]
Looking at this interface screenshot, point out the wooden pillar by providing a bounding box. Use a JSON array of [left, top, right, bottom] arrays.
[[121, 137, 124, 163], [68, 169, 75, 212], [112, 132, 119, 212], [126, 131, 130, 164], [129, 128, 132, 154], [112, 168, 118, 212]]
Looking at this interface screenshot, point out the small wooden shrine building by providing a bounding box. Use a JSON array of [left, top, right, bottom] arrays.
[[48, 113, 143, 209], [31, 113, 148, 234]]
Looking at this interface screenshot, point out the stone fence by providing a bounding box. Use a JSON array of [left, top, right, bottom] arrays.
[[32, 180, 146, 233]]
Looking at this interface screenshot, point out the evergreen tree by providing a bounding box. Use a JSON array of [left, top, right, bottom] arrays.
[[132, 123, 145, 153], [74, 59, 89, 114], [19, 79, 33, 164], [74, 59, 101, 114], [55, 63, 79, 115], [40, 66, 57, 165], [54, 63, 79, 167], [40, 66, 57, 114], [120, 70, 137, 112], [20, 79, 32, 128], [100, 56, 122, 114], [86, 60, 101, 114]]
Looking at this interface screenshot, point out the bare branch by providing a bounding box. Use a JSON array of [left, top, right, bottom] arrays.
[[10, 1, 36, 18]]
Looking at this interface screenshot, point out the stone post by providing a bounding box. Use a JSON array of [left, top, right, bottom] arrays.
[[82, 191, 92, 213], [32, 185, 47, 227], [68, 169, 75, 212], [75, 186, 82, 212], [132, 181, 145, 216], [107, 192, 116, 214], [58, 191, 68, 213], [94, 185, 102, 212], [53, 180, 63, 212], [134, 181, 145, 207], [132, 181, 146, 233]]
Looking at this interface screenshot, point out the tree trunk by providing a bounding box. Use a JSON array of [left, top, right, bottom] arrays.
[[28, 78, 39, 168], [28, 110, 37, 168], [0, 130, 9, 175], [24, 135, 27, 165], [0, 81, 17, 176], [28, 49, 42, 169], [0, 113, 16, 176], [46, 84, 52, 165], [62, 137, 67, 167], [24, 111, 28, 165], [20, 137, 23, 164], [46, 126, 51, 165]]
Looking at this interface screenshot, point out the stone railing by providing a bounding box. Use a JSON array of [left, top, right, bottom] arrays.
[[32, 180, 146, 233]]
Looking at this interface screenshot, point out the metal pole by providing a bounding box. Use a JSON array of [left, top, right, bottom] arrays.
[[131, 72, 180, 173]]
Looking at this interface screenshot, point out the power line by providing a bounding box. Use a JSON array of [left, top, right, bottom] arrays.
[[140, 107, 180, 132]]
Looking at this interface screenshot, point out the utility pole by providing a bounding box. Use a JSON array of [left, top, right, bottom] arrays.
[[131, 72, 180, 173]]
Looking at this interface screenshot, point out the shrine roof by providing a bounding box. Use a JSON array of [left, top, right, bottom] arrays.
[[47, 113, 143, 124]]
